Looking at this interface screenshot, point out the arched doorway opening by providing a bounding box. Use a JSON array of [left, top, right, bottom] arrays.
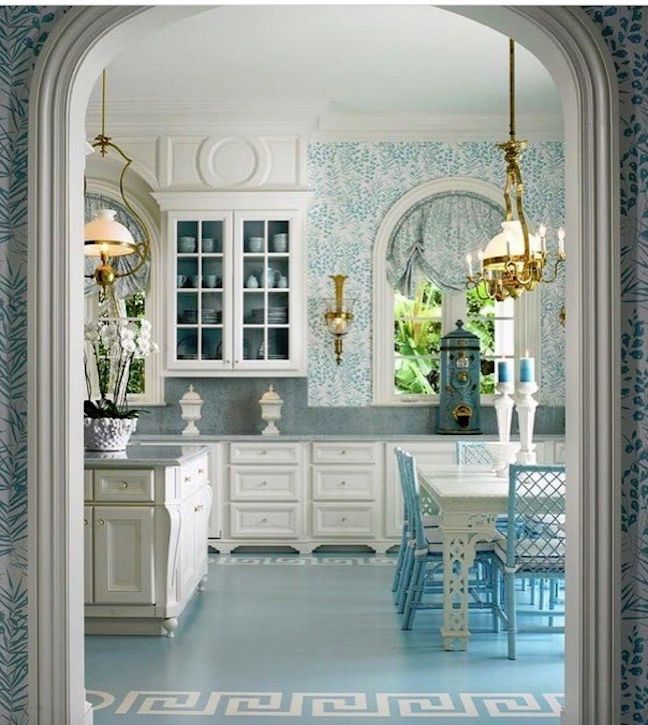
[[28, 7, 619, 723]]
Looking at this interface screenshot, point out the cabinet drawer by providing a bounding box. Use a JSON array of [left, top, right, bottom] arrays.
[[229, 504, 299, 539], [312, 442, 377, 465], [312, 467, 375, 500], [84, 470, 93, 501], [230, 442, 301, 465], [94, 469, 155, 502], [179, 454, 209, 497], [230, 467, 299, 501], [312, 503, 375, 538]]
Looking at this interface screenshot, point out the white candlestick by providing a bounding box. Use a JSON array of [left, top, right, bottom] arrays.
[[494, 381, 515, 443], [515, 381, 539, 464]]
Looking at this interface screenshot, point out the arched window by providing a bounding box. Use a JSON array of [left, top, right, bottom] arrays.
[[373, 177, 540, 405]]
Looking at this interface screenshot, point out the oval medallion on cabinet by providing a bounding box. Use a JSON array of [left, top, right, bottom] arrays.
[[198, 135, 269, 188]]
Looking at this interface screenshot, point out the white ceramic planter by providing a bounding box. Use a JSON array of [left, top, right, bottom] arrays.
[[84, 418, 136, 452]]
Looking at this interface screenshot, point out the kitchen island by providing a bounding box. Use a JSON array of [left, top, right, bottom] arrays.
[[84, 444, 211, 636]]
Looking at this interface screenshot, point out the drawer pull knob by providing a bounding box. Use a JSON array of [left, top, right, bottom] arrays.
[[260, 450, 268, 455], [120, 482, 128, 489], [84, 518, 87, 526], [341, 516, 347, 522], [341, 450, 347, 455], [194, 504, 204, 512], [97, 519, 105, 526], [341, 480, 347, 485], [260, 481, 267, 486], [260, 517, 268, 524], [184, 476, 191, 483], [198, 468, 204, 475]]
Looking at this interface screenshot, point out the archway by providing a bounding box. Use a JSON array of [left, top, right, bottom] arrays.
[[28, 7, 619, 723]]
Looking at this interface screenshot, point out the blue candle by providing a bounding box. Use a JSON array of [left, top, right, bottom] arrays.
[[497, 359, 513, 384], [519, 353, 535, 383]]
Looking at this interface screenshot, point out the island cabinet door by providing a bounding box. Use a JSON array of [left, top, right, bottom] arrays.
[[93, 506, 155, 605], [84, 506, 93, 604]]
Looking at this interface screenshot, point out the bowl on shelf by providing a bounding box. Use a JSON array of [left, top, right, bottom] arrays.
[[177, 336, 198, 360], [178, 236, 196, 253], [272, 233, 288, 253], [248, 237, 264, 253], [202, 238, 216, 253], [177, 274, 187, 288], [180, 309, 198, 324], [203, 275, 219, 288]]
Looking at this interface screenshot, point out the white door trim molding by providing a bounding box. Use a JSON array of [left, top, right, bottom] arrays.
[[27, 6, 619, 725]]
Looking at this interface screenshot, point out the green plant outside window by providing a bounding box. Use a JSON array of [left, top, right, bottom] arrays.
[[125, 290, 146, 395], [393, 281, 497, 397]]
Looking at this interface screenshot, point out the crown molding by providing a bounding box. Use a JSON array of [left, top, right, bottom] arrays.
[[86, 100, 563, 141]]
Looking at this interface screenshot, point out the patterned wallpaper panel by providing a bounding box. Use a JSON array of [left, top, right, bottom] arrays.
[[583, 7, 648, 723], [306, 141, 566, 407], [0, 6, 66, 720]]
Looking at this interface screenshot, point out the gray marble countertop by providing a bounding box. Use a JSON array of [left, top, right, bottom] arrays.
[[84, 444, 211, 468], [132, 433, 565, 443]]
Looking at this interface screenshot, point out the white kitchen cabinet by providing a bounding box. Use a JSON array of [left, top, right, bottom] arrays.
[[84, 447, 211, 636], [154, 192, 311, 376], [93, 505, 155, 606], [138, 436, 564, 555]]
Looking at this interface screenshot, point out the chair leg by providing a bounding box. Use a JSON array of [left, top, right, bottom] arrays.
[[529, 578, 536, 605], [492, 565, 501, 633], [402, 559, 424, 630], [506, 572, 517, 660], [394, 544, 411, 605], [397, 547, 414, 612], [391, 530, 407, 593]]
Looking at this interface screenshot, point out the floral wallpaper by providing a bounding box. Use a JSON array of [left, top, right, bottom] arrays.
[[583, 6, 648, 723], [0, 6, 66, 720], [0, 6, 644, 723], [306, 141, 566, 407]]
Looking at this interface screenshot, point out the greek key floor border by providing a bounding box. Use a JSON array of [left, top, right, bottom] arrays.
[[88, 691, 564, 718], [209, 556, 396, 566]]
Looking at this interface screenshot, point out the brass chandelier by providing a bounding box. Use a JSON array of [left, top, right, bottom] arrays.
[[84, 70, 150, 289], [465, 39, 565, 302]]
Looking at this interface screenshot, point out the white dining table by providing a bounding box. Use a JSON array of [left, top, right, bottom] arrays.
[[415, 463, 508, 652]]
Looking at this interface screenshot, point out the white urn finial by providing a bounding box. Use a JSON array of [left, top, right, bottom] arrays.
[[259, 385, 283, 436], [179, 384, 203, 436]]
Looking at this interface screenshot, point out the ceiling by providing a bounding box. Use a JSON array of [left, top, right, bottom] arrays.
[[89, 5, 561, 133]]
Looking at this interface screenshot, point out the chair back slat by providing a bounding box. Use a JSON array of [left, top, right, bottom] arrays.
[[456, 441, 494, 466], [507, 464, 566, 572], [395, 448, 427, 552]]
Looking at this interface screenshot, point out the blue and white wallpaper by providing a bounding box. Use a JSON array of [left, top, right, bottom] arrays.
[[0, 6, 65, 720], [583, 6, 648, 723], [306, 140, 566, 407], [0, 6, 644, 723]]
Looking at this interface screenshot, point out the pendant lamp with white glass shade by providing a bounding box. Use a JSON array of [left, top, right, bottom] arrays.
[[84, 70, 150, 289]]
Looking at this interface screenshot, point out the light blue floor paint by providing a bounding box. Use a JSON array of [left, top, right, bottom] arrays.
[[86, 554, 564, 723]]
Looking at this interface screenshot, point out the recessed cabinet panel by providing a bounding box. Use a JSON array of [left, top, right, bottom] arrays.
[[312, 503, 375, 538], [312, 443, 378, 465], [94, 469, 155, 503], [229, 442, 301, 465], [312, 467, 375, 501], [231, 467, 300, 501], [84, 470, 93, 501], [230, 503, 299, 539], [93, 506, 155, 605]]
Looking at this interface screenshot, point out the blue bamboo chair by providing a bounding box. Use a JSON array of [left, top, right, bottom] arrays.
[[492, 463, 566, 659], [456, 440, 494, 467], [395, 448, 497, 631]]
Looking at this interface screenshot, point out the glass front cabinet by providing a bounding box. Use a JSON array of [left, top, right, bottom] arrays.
[[158, 195, 310, 376]]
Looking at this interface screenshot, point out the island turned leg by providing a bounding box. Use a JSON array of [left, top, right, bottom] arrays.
[[440, 512, 498, 651]]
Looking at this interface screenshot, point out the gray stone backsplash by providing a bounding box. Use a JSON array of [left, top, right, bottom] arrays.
[[136, 378, 565, 437]]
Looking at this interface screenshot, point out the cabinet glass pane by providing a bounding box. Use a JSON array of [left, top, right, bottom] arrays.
[[268, 220, 289, 254], [267, 328, 289, 360], [177, 328, 198, 360], [177, 221, 198, 253], [201, 220, 223, 254], [242, 328, 263, 360], [243, 221, 265, 253], [201, 257, 222, 290], [202, 328, 222, 360]]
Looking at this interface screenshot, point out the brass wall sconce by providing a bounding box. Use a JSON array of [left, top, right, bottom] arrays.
[[324, 274, 355, 365]]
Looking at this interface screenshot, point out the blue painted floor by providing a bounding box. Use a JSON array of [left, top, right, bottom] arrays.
[[86, 554, 564, 723]]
